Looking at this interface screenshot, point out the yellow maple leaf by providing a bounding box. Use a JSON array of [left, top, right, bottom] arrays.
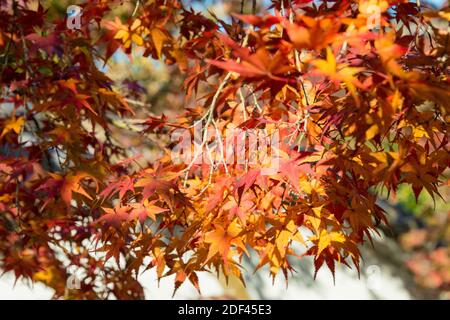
[[275, 220, 304, 257], [113, 19, 146, 48], [0, 194, 13, 202], [316, 230, 346, 255], [365, 124, 379, 140], [151, 28, 167, 58], [313, 47, 363, 103], [1, 117, 25, 139], [314, 47, 336, 75], [204, 221, 246, 262]]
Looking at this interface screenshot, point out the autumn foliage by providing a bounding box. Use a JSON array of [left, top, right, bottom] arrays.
[[0, 0, 449, 299]]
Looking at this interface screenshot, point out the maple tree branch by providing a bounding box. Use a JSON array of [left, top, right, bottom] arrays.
[[238, 88, 247, 121], [247, 85, 262, 111], [0, 1, 18, 83], [182, 71, 232, 186], [182, 26, 255, 186], [109, 117, 168, 152], [17, 19, 60, 172], [212, 118, 229, 175], [132, 0, 141, 17], [123, 98, 158, 118], [286, 4, 311, 147], [182, 26, 253, 184], [15, 177, 21, 227], [26, 111, 58, 172], [193, 146, 215, 198]]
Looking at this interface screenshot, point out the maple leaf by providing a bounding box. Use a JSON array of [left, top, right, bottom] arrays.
[[129, 200, 169, 223], [39, 172, 96, 207], [25, 33, 59, 55], [150, 28, 168, 58], [73, 94, 98, 116], [1, 117, 25, 139], [206, 35, 292, 81], [110, 18, 147, 49], [134, 175, 173, 200], [205, 177, 231, 213], [100, 176, 134, 202], [284, 16, 340, 50], [234, 169, 260, 204], [274, 220, 304, 258], [232, 13, 281, 28], [312, 47, 364, 103], [57, 79, 78, 94], [314, 229, 346, 256], [278, 159, 308, 192], [62, 173, 96, 206], [204, 222, 247, 263], [223, 195, 254, 224], [97, 206, 130, 229]]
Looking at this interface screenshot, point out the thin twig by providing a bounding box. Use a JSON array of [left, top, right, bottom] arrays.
[[182, 72, 232, 186], [132, 0, 141, 17], [212, 118, 229, 175], [238, 88, 247, 121]]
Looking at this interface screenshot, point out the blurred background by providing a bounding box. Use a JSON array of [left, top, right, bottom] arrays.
[[0, 0, 448, 299]]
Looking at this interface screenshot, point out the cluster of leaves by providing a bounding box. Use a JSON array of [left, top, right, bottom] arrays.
[[0, 0, 449, 299]]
